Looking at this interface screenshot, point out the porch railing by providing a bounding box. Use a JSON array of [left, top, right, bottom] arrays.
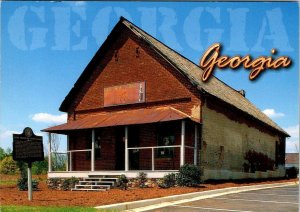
[[50, 149, 92, 172], [50, 145, 197, 172], [127, 145, 197, 171]]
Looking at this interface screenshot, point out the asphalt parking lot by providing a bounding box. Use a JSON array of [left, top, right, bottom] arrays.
[[146, 185, 299, 212]]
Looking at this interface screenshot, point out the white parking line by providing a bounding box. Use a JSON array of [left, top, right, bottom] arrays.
[[171, 205, 253, 212], [213, 197, 299, 205], [238, 193, 298, 196], [261, 188, 298, 191], [256, 190, 299, 193]]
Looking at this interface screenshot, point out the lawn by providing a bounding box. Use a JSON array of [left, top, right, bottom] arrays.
[[0, 174, 46, 186], [0, 206, 97, 212]]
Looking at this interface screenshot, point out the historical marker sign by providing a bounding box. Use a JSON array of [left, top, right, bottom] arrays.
[[12, 127, 44, 201], [13, 127, 44, 162]]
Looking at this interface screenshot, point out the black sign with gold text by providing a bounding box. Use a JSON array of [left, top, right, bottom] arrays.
[[13, 127, 44, 162]]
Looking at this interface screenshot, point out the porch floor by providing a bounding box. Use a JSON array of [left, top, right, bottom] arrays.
[[48, 170, 178, 178]]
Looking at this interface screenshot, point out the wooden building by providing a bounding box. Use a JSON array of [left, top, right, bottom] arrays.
[[43, 17, 288, 180]]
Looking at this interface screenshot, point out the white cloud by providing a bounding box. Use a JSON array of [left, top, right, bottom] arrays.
[[0, 129, 19, 141], [31, 113, 67, 124], [284, 125, 299, 138], [284, 125, 299, 153], [0, 126, 20, 150], [262, 109, 285, 118]]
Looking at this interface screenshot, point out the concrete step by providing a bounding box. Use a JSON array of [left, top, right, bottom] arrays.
[[75, 184, 111, 190], [72, 175, 121, 191], [84, 177, 119, 181], [71, 188, 107, 191], [79, 180, 115, 185]]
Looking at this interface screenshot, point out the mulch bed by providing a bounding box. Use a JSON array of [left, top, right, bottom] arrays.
[[0, 177, 297, 207]]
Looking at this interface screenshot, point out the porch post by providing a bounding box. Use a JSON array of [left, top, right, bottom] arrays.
[[48, 133, 52, 172], [180, 120, 185, 166], [125, 126, 129, 171], [194, 125, 198, 165], [66, 135, 69, 171], [91, 129, 95, 171]]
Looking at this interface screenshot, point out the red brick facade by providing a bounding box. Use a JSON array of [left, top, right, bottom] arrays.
[[67, 27, 201, 121], [67, 27, 201, 171]]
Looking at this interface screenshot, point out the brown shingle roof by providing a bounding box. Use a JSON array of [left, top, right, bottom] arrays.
[[59, 17, 288, 136], [121, 18, 288, 136]]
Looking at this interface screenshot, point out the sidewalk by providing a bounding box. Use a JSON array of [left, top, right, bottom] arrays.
[[95, 181, 298, 211]]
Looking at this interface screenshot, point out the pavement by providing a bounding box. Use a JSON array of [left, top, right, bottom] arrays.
[[140, 185, 299, 212], [95, 182, 299, 211]]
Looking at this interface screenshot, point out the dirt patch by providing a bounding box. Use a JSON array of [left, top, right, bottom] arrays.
[[0, 177, 297, 207]]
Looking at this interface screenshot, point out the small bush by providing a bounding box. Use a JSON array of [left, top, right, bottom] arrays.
[[61, 177, 79, 190], [158, 173, 176, 188], [47, 178, 59, 189], [286, 167, 299, 179], [61, 179, 70, 190], [17, 177, 39, 191], [0, 156, 19, 175], [118, 174, 129, 190], [137, 172, 147, 188], [32, 158, 48, 175], [176, 164, 202, 187]]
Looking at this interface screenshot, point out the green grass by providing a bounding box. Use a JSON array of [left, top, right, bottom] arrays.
[[0, 180, 16, 186], [0, 206, 99, 212]]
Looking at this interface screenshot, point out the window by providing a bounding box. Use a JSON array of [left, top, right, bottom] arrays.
[[157, 135, 175, 158], [156, 122, 176, 158]]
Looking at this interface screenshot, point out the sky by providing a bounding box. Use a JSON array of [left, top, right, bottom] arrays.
[[1, 1, 299, 153]]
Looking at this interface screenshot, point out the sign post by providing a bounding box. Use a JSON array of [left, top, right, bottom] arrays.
[[13, 127, 44, 201], [27, 162, 32, 201]]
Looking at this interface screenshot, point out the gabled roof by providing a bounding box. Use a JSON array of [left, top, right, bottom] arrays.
[[59, 17, 289, 137]]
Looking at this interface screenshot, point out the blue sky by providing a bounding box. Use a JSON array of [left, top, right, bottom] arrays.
[[1, 1, 299, 153]]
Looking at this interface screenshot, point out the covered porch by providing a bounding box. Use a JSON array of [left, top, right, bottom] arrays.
[[43, 107, 201, 178]]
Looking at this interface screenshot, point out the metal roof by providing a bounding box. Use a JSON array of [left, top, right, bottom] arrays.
[[42, 107, 199, 134]]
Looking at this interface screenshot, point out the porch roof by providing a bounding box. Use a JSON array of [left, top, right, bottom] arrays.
[[42, 107, 200, 134]]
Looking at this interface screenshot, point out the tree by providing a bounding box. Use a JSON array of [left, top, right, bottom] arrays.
[[0, 147, 6, 160], [32, 157, 48, 175], [0, 156, 19, 174], [5, 147, 12, 156], [49, 133, 66, 171]]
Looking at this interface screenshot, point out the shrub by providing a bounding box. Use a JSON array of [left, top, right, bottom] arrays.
[[32, 158, 48, 175], [176, 164, 202, 187], [0, 147, 7, 161], [137, 172, 147, 188], [118, 174, 129, 190], [47, 178, 60, 189], [286, 167, 299, 179], [17, 177, 39, 191], [61, 177, 79, 190], [17, 161, 27, 178], [47, 177, 79, 190], [0, 156, 19, 174], [158, 173, 176, 188]]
